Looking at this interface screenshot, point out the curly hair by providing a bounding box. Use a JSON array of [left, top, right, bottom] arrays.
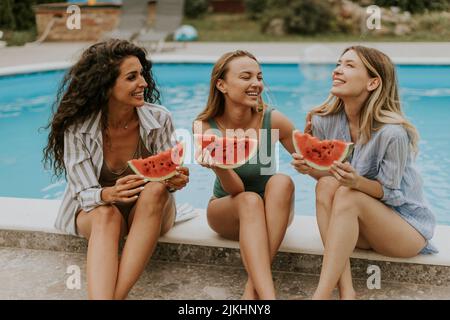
[[42, 39, 160, 178]]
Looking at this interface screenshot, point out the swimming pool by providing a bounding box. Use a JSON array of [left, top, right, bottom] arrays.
[[1, 63, 449, 225]]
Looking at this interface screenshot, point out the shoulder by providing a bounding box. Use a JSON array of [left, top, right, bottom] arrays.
[[311, 111, 343, 128], [66, 112, 98, 135], [270, 108, 293, 128], [192, 119, 211, 134], [144, 102, 171, 113], [141, 102, 173, 124], [378, 124, 409, 142]]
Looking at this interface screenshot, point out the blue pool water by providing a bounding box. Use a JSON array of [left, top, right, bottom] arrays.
[[1, 64, 450, 225]]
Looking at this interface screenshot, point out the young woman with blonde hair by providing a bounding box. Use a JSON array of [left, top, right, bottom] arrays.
[[292, 46, 437, 299], [194, 50, 297, 299]]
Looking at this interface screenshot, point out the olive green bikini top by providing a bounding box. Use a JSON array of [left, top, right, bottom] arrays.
[[208, 107, 277, 198]]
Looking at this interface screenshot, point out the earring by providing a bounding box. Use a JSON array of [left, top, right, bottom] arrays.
[[257, 101, 264, 112]]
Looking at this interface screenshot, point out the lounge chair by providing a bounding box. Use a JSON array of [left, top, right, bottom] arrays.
[[101, 0, 149, 41], [134, 0, 185, 52]]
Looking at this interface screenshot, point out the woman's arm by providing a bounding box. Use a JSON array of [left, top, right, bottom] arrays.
[[331, 162, 383, 198], [271, 110, 295, 154], [212, 167, 245, 195], [63, 129, 106, 210]]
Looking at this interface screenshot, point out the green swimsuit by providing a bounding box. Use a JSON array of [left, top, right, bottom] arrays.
[[208, 107, 277, 198]]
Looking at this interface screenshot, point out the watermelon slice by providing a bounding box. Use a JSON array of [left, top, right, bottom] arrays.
[[128, 142, 185, 181], [194, 134, 258, 169], [292, 130, 353, 171]]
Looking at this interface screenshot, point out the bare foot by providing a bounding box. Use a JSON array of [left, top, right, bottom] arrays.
[[241, 280, 258, 300], [339, 289, 356, 300]]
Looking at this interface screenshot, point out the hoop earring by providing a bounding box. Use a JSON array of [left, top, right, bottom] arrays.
[[257, 101, 264, 112]]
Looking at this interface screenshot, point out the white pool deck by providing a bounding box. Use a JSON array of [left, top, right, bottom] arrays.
[[1, 41, 450, 269], [1, 42, 450, 76]]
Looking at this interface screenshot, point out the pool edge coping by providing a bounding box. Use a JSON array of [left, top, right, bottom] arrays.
[[1, 196, 450, 268], [2, 56, 450, 76]]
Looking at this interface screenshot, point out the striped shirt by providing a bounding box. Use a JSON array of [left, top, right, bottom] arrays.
[[54, 102, 176, 236], [311, 110, 437, 253]]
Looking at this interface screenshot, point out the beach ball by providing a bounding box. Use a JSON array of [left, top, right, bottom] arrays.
[[174, 25, 198, 42]]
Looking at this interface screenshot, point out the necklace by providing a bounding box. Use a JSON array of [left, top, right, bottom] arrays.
[[110, 116, 136, 130]]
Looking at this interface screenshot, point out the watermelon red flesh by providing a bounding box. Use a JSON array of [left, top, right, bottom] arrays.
[[128, 142, 185, 181], [194, 134, 258, 169], [292, 130, 353, 171]]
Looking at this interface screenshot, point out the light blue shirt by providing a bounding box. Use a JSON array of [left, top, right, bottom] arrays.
[[312, 110, 437, 253]]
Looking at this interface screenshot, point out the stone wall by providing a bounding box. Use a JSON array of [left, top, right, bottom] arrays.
[[34, 2, 157, 42]]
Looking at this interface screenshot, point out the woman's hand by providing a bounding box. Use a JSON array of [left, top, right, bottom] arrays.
[[101, 174, 146, 203], [164, 166, 190, 191], [196, 148, 218, 169], [291, 153, 313, 175], [329, 161, 360, 189]]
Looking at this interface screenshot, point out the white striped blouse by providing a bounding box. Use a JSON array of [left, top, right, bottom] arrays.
[[54, 102, 176, 236]]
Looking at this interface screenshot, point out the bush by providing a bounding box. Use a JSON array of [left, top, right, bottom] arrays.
[[261, 0, 335, 35], [0, 0, 61, 31], [12, 0, 35, 30], [244, 0, 268, 20], [0, 0, 16, 29], [184, 0, 210, 19]]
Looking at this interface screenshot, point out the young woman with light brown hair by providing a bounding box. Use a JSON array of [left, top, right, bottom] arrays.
[[194, 50, 297, 300], [292, 46, 437, 299]]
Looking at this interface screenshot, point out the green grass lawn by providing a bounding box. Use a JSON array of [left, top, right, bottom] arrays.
[[2, 12, 449, 46], [183, 14, 450, 42]]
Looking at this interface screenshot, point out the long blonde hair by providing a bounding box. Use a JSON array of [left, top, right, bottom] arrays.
[[196, 50, 263, 121], [312, 46, 419, 154]]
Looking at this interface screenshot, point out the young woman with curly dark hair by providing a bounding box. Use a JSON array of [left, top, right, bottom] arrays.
[[43, 39, 189, 300]]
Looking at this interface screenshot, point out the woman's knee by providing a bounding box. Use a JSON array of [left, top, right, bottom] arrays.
[[235, 192, 264, 218], [91, 205, 123, 230], [140, 182, 169, 205], [315, 176, 339, 208], [331, 186, 360, 215], [268, 174, 295, 194]]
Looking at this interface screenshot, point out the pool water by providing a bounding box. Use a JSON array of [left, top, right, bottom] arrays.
[[1, 63, 449, 225]]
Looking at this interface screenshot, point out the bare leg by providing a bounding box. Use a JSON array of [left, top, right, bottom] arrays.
[[313, 187, 426, 300], [242, 174, 294, 299], [207, 192, 276, 300], [315, 177, 371, 299], [113, 182, 175, 300], [76, 205, 127, 300]]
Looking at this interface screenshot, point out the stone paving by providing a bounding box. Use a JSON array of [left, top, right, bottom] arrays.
[[1, 247, 449, 300]]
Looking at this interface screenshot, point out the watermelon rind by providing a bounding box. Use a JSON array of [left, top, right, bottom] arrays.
[[127, 142, 185, 182], [292, 130, 354, 171], [194, 134, 258, 170]]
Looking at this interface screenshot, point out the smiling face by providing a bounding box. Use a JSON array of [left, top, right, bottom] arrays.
[[216, 56, 263, 109], [109, 56, 148, 108], [330, 49, 379, 100]]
